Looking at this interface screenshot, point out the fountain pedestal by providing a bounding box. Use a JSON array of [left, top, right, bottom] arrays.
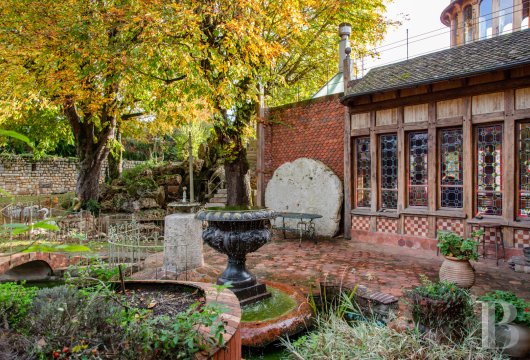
[[196, 208, 275, 306]]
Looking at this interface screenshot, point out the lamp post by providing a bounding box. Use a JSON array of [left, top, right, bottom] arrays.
[[188, 127, 194, 203]]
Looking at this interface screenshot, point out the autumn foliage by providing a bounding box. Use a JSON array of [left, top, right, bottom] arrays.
[[0, 0, 390, 204]]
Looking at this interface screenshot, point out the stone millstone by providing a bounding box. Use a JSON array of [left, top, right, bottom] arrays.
[[265, 157, 343, 237]]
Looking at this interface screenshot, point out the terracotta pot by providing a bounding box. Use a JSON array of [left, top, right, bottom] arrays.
[[439, 256, 475, 288], [498, 324, 530, 358]]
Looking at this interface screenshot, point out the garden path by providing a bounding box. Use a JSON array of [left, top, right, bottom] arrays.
[[138, 235, 530, 301]]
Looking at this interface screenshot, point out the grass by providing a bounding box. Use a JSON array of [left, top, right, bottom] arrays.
[[0, 192, 74, 207], [283, 314, 507, 360], [0, 238, 108, 254]]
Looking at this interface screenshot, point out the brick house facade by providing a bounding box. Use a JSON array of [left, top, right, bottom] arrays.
[[263, 94, 344, 189]]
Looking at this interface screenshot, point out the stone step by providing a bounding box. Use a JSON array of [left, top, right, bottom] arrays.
[[210, 197, 227, 203], [204, 203, 225, 208], [216, 188, 227, 195]]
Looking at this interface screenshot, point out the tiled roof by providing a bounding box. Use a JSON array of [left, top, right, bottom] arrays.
[[343, 29, 530, 101]]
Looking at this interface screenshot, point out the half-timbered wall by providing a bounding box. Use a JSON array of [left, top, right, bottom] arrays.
[[347, 69, 530, 253]]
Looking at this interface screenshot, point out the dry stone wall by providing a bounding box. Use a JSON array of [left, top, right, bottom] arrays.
[[0, 155, 144, 195]]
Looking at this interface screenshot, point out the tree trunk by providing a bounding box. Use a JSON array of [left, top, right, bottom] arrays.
[[108, 151, 122, 182], [225, 146, 250, 207], [77, 153, 105, 204], [64, 97, 115, 205], [107, 129, 122, 181]]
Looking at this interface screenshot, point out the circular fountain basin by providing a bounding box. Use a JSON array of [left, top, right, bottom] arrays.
[[240, 280, 313, 347]]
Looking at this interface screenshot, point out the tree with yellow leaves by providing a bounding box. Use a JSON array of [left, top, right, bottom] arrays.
[[0, 0, 195, 203], [189, 0, 390, 205]]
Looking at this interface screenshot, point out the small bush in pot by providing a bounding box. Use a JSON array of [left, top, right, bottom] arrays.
[[437, 230, 482, 288], [437, 230, 482, 261], [406, 276, 475, 341]]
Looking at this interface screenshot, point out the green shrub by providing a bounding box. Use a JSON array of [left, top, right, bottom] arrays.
[[81, 199, 100, 216], [25, 285, 127, 358], [283, 314, 505, 360], [0, 282, 38, 330], [406, 276, 475, 340], [121, 163, 159, 197], [479, 290, 530, 327], [437, 230, 482, 261], [4, 282, 226, 359], [126, 303, 225, 359]]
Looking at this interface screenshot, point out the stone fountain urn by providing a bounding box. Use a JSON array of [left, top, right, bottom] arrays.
[[196, 207, 275, 306]]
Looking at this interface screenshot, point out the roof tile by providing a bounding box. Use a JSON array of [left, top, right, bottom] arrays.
[[344, 29, 530, 100]]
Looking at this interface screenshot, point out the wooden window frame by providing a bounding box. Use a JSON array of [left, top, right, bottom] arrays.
[[479, 0, 494, 40], [438, 127, 464, 210], [406, 130, 429, 208], [516, 119, 530, 220], [353, 136, 371, 209], [378, 133, 399, 210], [474, 122, 504, 217]]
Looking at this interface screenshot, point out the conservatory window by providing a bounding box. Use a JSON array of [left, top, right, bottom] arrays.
[[440, 128, 463, 208], [354, 137, 371, 208], [518, 123, 530, 217], [380, 134, 398, 210], [408, 132, 428, 207], [476, 124, 503, 216], [479, 0, 493, 39], [499, 0, 513, 34]]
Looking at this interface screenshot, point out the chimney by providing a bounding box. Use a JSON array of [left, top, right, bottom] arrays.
[[338, 23, 352, 74]]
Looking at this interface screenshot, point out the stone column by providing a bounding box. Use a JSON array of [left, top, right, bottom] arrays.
[[163, 213, 203, 273]]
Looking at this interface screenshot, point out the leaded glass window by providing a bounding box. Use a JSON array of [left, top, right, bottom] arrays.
[[477, 124, 503, 216], [519, 123, 530, 217], [440, 128, 463, 208], [408, 132, 428, 207], [380, 134, 398, 209], [355, 137, 371, 208]]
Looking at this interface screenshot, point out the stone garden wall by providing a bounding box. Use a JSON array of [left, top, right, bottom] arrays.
[[0, 155, 144, 195]]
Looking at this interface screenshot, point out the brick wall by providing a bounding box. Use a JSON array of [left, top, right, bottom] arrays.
[[0, 155, 144, 195], [264, 93, 344, 188]]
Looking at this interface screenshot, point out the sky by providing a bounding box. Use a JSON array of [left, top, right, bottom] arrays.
[[359, 0, 451, 76]]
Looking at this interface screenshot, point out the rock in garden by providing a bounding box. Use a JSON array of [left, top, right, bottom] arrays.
[[265, 157, 343, 237]]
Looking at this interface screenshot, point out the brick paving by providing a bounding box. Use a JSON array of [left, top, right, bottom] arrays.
[[202, 235, 530, 301]]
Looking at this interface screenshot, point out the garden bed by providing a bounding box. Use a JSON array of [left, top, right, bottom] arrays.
[[0, 279, 241, 360], [120, 282, 204, 317]]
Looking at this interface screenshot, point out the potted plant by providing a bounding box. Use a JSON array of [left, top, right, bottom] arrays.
[[406, 276, 474, 341], [436, 230, 482, 288], [479, 290, 530, 358]]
